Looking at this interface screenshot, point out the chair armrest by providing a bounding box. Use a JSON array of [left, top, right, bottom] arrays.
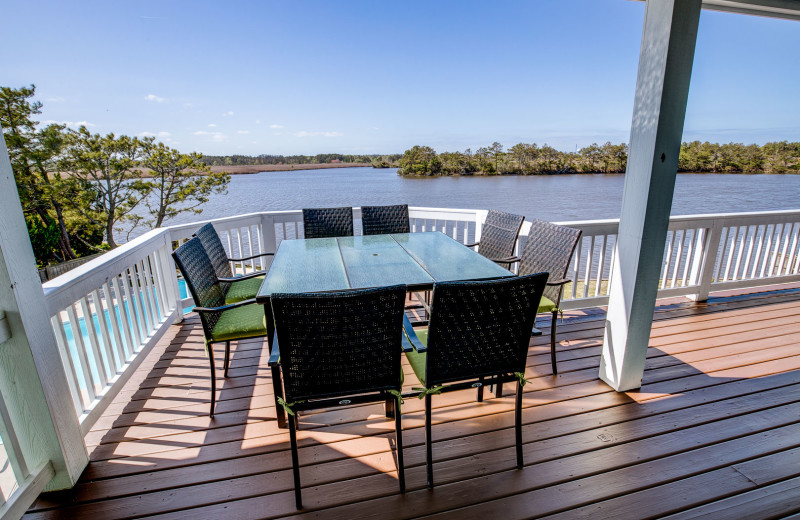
[[268, 331, 280, 366], [193, 298, 258, 313], [228, 252, 274, 262], [465, 241, 479, 248], [546, 278, 571, 286], [401, 315, 427, 353], [218, 270, 267, 281], [493, 256, 519, 264]]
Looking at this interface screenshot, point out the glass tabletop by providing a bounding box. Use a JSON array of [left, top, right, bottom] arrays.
[[257, 232, 513, 301]]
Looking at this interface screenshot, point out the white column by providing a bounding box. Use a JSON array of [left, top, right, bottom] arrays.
[[0, 130, 88, 489], [599, 0, 702, 391]]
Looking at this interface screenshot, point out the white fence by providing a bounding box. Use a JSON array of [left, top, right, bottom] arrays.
[[39, 207, 800, 438], [41, 228, 181, 435]]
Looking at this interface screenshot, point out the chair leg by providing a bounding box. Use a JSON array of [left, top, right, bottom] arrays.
[[395, 402, 405, 493], [515, 381, 524, 468], [288, 411, 303, 509], [495, 381, 504, 398], [425, 393, 434, 489], [550, 310, 558, 375], [206, 341, 216, 417], [271, 365, 287, 429], [223, 341, 231, 377], [385, 397, 395, 419], [477, 376, 484, 402]]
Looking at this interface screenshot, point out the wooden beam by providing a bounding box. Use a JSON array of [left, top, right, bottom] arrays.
[[0, 128, 88, 492], [599, 0, 702, 391]]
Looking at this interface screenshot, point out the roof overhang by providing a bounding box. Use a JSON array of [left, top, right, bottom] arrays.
[[632, 0, 800, 21]]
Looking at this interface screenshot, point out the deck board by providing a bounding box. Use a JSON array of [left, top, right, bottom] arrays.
[[25, 287, 800, 519]]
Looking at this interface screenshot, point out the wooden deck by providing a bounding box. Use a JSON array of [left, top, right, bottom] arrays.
[[24, 287, 800, 519]]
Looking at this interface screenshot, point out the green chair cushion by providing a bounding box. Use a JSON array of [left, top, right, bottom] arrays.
[[538, 296, 557, 314], [224, 275, 265, 304], [404, 328, 429, 387], [211, 303, 267, 342]]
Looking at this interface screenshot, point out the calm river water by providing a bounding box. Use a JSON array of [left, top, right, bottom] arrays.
[[155, 167, 800, 231]]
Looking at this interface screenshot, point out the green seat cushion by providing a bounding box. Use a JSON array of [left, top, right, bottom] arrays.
[[224, 275, 265, 304], [404, 328, 429, 387], [538, 296, 557, 314], [211, 303, 267, 342]]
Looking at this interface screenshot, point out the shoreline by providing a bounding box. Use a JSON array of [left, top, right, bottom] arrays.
[[207, 163, 372, 174]]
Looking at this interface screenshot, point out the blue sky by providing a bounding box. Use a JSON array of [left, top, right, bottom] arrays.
[[2, 0, 798, 156]]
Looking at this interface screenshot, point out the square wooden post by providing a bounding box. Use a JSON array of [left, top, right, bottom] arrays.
[[0, 128, 88, 493], [599, 0, 702, 391]]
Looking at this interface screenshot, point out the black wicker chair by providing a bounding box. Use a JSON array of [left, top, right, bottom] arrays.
[[172, 238, 271, 416], [194, 223, 273, 303], [302, 207, 354, 238], [467, 209, 526, 269], [402, 273, 548, 488], [361, 204, 411, 235], [270, 285, 407, 509], [515, 219, 582, 375]]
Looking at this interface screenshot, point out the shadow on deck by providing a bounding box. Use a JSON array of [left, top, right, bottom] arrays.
[[24, 287, 800, 519]]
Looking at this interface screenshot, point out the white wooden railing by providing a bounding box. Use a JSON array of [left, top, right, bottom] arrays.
[[0, 360, 54, 518], [41, 228, 181, 435], [39, 207, 800, 439]]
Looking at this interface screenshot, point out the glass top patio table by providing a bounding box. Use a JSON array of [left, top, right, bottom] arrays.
[[256, 232, 514, 301]]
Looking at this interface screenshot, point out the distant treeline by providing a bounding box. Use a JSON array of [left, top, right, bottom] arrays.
[[202, 153, 402, 168], [397, 141, 800, 176]]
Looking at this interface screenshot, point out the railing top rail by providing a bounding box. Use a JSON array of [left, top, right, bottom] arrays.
[[42, 228, 171, 316], [165, 209, 304, 234]]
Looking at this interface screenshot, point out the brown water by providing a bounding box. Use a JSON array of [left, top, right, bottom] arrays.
[[169, 167, 799, 228]]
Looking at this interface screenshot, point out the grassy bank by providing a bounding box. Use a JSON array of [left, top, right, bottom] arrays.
[[207, 163, 372, 174]]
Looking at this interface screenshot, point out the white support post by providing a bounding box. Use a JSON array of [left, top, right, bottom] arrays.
[[0, 131, 89, 491], [688, 222, 723, 302], [599, 0, 702, 391], [260, 213, 278, 260]]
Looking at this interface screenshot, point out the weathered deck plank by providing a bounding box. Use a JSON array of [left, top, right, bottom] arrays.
[[25, 287, 800, 519]]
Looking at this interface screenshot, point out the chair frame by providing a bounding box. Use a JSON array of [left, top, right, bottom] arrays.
[[172, 238, 272, 417], [467, 209, 526, 268], [511, 219, 582, 374], [360, 204, 410, 235], [270, 285, 407, 509], [402, 273, 548, 488], [301, 207, 354, 239], [194, 222, 273, 290]]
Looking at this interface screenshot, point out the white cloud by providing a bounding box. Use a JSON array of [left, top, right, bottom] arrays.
[[255, 120, 261, 124], [183, 102, 194, 107], [294, 131, 343, 138], [221, 111, 234, 117], [193, 130, 226, 142], [208, 123, 216, 127], [145, 94, 166, 103], [158, 131, 171, 138], [269, 124, 284, 129], [138, 131, 156, 137], [236, 130, 250, 134]]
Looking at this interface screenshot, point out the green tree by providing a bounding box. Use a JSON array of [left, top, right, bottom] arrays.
[[397, 145, 437, 176], [65, 128, 149, 248], [139, 140, 231, 228], [0, 85, 82, 263]]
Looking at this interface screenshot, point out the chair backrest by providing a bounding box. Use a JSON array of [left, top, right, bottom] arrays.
[[271, 285, 407, 402], [195, 223, 233, 279], [518, 220, 582, 306], [424, 273, 548, 387], [302, 207, 354, 239], [478, 210, 525, 261], [361, 204, 410, 235], [172, 237, 225, 337]]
